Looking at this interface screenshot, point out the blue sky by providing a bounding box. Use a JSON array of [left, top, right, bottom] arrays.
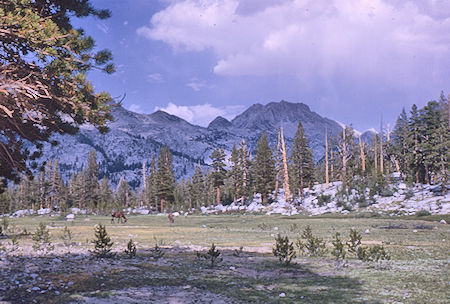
[[76, 0, 450, 131]]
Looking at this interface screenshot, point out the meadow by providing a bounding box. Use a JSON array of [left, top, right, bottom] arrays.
[[1, 213, 449, 303]]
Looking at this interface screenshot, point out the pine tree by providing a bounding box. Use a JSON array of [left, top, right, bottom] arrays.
[[291, 122, 314, 201], [228, 144, 241, 204], [391, 108, 409, 179], [85, 150, 100, 211], [253, 131, 275, 204], [238, 140, 250, 203], [156, 146, 175, 212], [92, 224, 114, 258], [116, 177, 130, 209], [408, 104, 424, 183], [99, 177, 113, 212], [191, 163, 204, 208], [210, 148, 226, 205], [145, 156, 158, 211]]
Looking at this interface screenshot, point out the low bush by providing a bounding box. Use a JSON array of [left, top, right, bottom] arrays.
[[296, 225, 327, 257], [416, 210, 431, 217], [273, 234, 296, 265], [32, 222, 54, 252], [92, 224, 114, 258], [197, 243, 222, 267], [124, 239, 137, 258]]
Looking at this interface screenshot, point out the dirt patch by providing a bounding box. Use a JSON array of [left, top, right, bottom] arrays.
[[71, 286, 232, 304]]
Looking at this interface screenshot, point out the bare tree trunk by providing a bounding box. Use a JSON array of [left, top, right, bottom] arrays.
[[380, 120, 384, 174], [342, 127, 347, 191], [280, 128, 290, 202], [216, 186, 221, 205], [160, 197, 164, 213], [274, 128, 281, 200], [374, 135, 378, 175], [325, 128, 329, 189], [359, 135, 365, 175]]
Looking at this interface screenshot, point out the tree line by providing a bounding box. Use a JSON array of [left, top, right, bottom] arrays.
[[0, 94, 448, 214]]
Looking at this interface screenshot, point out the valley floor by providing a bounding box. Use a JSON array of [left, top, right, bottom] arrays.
[[0, 214, 449, 303]]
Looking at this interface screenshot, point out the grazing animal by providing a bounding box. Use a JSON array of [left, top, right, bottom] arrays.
[[111, 211, 127, 223], [168, 213, 174, 223]]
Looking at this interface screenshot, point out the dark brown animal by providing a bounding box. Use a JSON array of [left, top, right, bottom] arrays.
[[111, 211, 127, 223], [168, 213, 174, 223]]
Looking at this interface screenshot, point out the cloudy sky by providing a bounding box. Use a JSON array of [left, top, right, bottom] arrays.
[[77, 0, 450, 131]]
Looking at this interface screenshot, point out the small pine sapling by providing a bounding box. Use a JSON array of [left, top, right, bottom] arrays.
[[10, 234, 19, 251], [61, 226, 73, 248], [296, 225, 327, 257], [124, 239, 137, 258], [92, 224, 114, 258], [1, 216, 9, 233], [197, 243, 223, 267], [358, 245, 390, 269], [233, 246, 244, 257], [32, 222, 54, 252], [150, 243, 165, 260], [273, 234, 296, 265], [331, 232, 346, 269], [346, 228, 362, 257]]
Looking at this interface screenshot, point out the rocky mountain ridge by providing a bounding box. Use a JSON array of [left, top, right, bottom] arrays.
[[37, 100, 369, 187]]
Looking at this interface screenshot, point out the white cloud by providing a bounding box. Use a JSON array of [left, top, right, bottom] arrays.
[[147, 73, 164, 83], [137, 0, 450, 85], [185, 78, 206, 91], [128, 104, 144, 113], [155, 102, 244, 126]]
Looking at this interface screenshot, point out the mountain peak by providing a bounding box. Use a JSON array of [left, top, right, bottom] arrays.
[[150, 110, 183, 123], [208, 116, 232, 130]]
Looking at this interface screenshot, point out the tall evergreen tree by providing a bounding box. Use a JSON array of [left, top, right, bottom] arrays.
[[191, 163, 204, 208], [228, 144, 241, 204], [408, 104, 424, 183], [238, 140, 250, 203], [253, 131, 275, 204], [156, 146, 175, 212], [291, 122, 314, 201], [210, 148, 226, 205], [391, 108, 409, 179], [145, 156, 158, 211], [85, 150, 100, 211]]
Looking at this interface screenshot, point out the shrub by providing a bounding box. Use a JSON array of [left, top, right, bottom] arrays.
[[296, 226, 327, 257], [416, 210, 431, 217], [61, 226, 73, 247], [289, 223, 300, 232], [404, 189, 414, 199], [346, 229, 362, 256], [1, 216, 9, 232], [32, 222, 54, 252], [273, 234, 296, 265], [331, 232, 346, 269], [197, 243, 222, 267], [233, 246, 244, 257], [358, 245, 390, 268], [317, 194, 331, 207], [150, 243, 165, 260], [124, 239, 137, 258], [92, 224, 114, 258], [10, 234, 19, 251]]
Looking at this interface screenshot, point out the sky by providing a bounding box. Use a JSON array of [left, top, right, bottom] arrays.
[[76, 0, 450, 131]]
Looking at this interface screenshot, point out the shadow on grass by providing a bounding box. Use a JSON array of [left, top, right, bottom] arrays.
[[1, 248, 373, 304]]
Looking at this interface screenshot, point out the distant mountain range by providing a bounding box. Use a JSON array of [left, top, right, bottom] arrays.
[[37, 100, 376, 187]]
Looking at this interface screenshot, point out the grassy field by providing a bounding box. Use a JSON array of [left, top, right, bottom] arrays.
[[1, 213, 449, 303]]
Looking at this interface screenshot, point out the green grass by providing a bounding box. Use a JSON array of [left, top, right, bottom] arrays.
[[1, 214, 449, 303]]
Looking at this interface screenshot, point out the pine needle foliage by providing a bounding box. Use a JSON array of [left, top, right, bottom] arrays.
[[273, 234, 296, 265], [124, 239, 137, 258], [92, 224, 114, 258], [296, 225, 327, 257], [346, 228, 362, 256], [32, 222, 54, 252], [331, 232, 346, 269], [61, 226, 73, 247], [150, 243, 165, 260], [197, 243, 223, 267]]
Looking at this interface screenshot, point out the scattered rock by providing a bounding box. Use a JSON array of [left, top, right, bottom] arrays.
[[66, 214, 75, 221], [31, 287, 40, 291], [229, 266, 236, 271], [279, 292, 286, 297], [440, 219, 447, 224], [413, 230, 418, 233], [364, 229, 370, 234]]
